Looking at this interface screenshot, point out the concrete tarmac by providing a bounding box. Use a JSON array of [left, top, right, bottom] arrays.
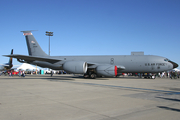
[[0, 74, 180, 120]]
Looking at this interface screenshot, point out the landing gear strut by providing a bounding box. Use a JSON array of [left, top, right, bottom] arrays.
[[83, 69, 97, 79]]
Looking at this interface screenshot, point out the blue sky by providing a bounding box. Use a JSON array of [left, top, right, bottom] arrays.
[[0, 0, 180, 69]]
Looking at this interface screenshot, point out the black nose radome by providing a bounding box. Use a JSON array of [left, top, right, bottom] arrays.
[[169, 61, 179, 68]]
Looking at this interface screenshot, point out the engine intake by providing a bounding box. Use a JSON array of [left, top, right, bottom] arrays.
[[63, 61, 88, 74]]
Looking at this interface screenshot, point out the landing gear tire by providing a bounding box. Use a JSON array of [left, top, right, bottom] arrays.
[[90, 74, 96, 79]]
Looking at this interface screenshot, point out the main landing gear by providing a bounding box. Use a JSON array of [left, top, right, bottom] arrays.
[[84, 73, 97, 79], [84, 70, 97, 79]]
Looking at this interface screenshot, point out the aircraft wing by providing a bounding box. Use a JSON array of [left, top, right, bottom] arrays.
[[4, 54, 125, 72], [3, 54, 61, 64]]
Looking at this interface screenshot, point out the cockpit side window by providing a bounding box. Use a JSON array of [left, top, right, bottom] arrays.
[[164, 58, 170, 62]]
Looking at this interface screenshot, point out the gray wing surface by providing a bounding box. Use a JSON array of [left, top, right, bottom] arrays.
[[4, 55, 125, 72], [3, 54, 61, 63]]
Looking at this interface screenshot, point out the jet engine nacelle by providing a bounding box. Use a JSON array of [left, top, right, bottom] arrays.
[[96, 65, 117, 77], [63, 61, 88, 74]]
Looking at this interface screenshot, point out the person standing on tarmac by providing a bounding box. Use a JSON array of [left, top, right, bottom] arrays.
[[22, 71, 25, 77], [51, 71, 53, 77], [175, 71, 177, 79]]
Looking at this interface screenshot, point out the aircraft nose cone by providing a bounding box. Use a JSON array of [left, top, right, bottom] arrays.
[[169, 61, 178, 68], [173, 62, 179, 68]]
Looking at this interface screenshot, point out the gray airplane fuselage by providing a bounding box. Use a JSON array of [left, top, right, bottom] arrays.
[[29, 55, 174, 73]]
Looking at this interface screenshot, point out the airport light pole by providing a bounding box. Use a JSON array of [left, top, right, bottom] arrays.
[[45, 31, 53, 56]]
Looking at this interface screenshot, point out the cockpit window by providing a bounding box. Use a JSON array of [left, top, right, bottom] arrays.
[[164, 58, 170, 62]]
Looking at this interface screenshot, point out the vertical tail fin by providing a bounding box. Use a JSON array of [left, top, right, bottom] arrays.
[[3, 49, 13, 70], [8, 49, 13, 65], [21, 31, 49, 57]]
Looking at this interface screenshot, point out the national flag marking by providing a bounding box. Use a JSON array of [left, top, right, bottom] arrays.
[[23, 33, 32, 35]]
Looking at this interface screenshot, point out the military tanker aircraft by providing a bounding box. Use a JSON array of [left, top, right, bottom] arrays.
[[4, 31, 178, 78]]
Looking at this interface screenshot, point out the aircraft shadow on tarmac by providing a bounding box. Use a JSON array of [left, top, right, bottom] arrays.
[[157, 106, 180, 112], [72, 75, 148, 80], [156, 97, 180, 102], [0, 75, 124, 81], [72, 76, 109, 80], [0, 75, 155, 81]]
